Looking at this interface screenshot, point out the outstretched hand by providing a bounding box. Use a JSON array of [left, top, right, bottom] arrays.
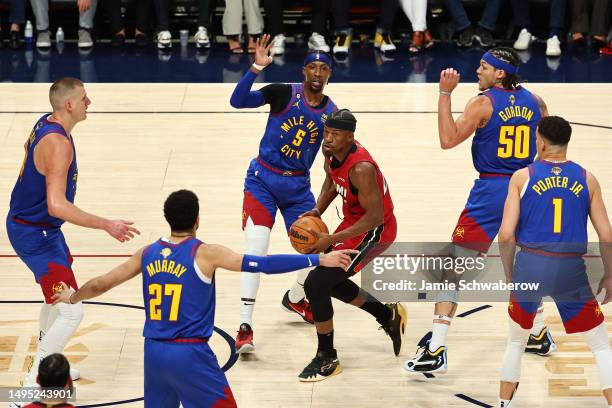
[[254, 34, 274, 68], [319, 249, 358, 270], [104, 220, 140, 243]]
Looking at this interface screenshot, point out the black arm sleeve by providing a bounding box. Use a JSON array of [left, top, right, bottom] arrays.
[[260, 84, 292, 114]]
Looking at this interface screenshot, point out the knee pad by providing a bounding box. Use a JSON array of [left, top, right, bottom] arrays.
[[56, 301, 84, 329], [500, 319, 530, 383], [244, 217, 271, 256], [303, 268, 320, 300], [581, 323, 612, 390], [582, 322, 610, 353], [331, 280, 361, 304]]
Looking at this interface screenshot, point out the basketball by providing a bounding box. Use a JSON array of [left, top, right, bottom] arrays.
[[289, 216, 329, 254]]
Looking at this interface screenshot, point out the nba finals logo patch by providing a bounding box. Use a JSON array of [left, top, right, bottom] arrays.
[[52, 283, 64, 294], [551, 167, 562, 176], [160, 248, 172, 259], [454, 226, 465, 239], [595, 305, 602, 317], [509, 95, 516, 105]]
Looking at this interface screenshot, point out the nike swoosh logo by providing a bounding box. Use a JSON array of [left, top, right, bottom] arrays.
[[291, 305, 306, 317], [308, 257, 313, 267]]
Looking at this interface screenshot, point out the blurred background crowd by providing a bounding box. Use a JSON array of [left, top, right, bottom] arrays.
[[0, 0, 611, 57]]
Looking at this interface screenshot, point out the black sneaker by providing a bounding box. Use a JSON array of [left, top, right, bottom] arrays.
[[380, 302, 407, 356], [111, 33, 125, 47], [9, 30, 22, 49], [525, 327, 557, 356], [298, 350, 342, 382], [474, 26, 495, 47], [456, 27, 474, 47], [135, 32, 148, 47], [403, 332, 448, 374]]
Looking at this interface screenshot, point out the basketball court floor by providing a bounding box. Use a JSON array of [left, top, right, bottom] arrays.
[[0, 82, 610, 407]]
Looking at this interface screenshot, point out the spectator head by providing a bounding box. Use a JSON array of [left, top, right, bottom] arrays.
[[164, 190, 199, 233], [478, 47, 521, 90], [49, 77, 90, 122], [37, 353, 71, 389]]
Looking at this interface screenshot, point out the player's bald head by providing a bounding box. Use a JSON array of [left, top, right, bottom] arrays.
[[49, 77, 84, 110]]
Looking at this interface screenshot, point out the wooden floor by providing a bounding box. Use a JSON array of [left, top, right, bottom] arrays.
[[0, 83, 611, 407]]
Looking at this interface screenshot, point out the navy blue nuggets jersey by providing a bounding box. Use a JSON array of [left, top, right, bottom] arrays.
[[259, 83, 336, 172], [9, 114, 78, 228], [142, 237, 215, 340], [472, 86, 540, 174], [517, 161, 589, 254]]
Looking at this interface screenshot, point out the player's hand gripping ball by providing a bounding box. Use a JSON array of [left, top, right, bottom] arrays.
[[289, 216, 329, 254]]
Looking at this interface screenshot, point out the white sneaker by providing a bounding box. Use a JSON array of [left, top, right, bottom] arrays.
[[513, 28, 534, 50], [374, 31, 396, 53], [308, 32, 329, 52], [157, 30, 172, 49], [194, 26, 210, 48], [270, 34, 286, 55], [78, 28, 94, 48], [70, 367, 80, 381], [546, 35, 561, 57], [35, 30, 51, 48]]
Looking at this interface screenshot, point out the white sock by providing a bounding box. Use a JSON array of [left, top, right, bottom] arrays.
[[288, 269, 310, 303], [499, 399, 512, 407], [25, 303, 83, 386], [581, 323, 612, 390], [240, 273, 259, 327], [240, 218, 270, 327], [530, 307, 545, 336], [429, 321, 450, 352]]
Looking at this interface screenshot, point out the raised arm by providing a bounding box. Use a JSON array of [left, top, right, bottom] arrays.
[[195, 244, 356, 279], [438, 68, 493, 149], [587, 172, 612, 304], [498, 168, 528, 281], [533, 93, 549, 117], [229, 34, 274, 109], [52, 248, 144, 304], [38, 134, 139, 242]]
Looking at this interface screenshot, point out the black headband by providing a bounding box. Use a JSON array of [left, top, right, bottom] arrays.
[[326, 117, 356, 132]]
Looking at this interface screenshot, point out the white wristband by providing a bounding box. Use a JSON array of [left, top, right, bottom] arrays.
[[439, 90, 452, 96], [252, 63, 266, 71]]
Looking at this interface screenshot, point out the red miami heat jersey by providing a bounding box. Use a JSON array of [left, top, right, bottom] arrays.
[[328, 142, 394, 224]]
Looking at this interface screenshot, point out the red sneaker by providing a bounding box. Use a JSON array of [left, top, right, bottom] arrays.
[[235, 323, 254, 354], [281, 290, 314, 324]]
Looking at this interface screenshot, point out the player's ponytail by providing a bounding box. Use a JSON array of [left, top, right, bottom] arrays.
[[489, 47, 522, 90]]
